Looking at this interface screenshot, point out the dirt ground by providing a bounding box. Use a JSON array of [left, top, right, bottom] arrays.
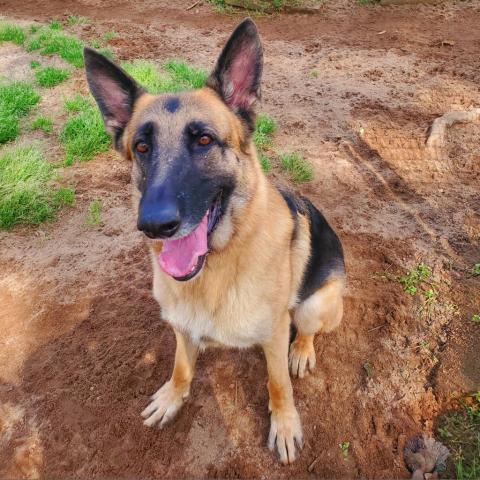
[[0, 0, 479, 478]]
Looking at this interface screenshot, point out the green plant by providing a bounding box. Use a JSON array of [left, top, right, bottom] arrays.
[[87, 199, 102, 226], [163, 59, 208, 89], [437, 393, 480, 479], [90, 39, 101, 49], [0, 145, 74, 229], [30, 60, 41, 69], [0, 22, 26, 45], [64, 94, 91, 113], [121, 59, 207, 94], [254, 114, 276, 149], [0, 114, 19, 144], [60, 98, 110, 162], [27, 27, 84, 67], [339, 441, 350, 459], [473, 264, 480, 277], [472, 314, 480, 324], [399, 263, 431, 295], [49, 20, 62, 30], [0, 81, 40, 116], [30, 25, 40, 34], [279, 152, 314, 182], [31, 116, 54, 134], [0, 81, 40, 143], [103, 31, 117, 41], [259, 153, 271, 172], [67, 15, 89, 26], [35, 66, 70, 87]]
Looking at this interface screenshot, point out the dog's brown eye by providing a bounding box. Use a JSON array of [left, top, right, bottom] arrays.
[[198, 135, 212, 146], [136, 142, 149, 154]]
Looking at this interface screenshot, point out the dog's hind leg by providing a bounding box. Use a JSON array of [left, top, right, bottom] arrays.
[[142, 328, 198, 427], [289, 276, 344, 378]]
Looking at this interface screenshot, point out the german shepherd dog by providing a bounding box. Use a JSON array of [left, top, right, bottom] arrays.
[[84, 18, 345, 464]]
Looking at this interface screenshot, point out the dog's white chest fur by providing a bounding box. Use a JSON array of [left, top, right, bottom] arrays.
[[152, 262, 277, 348]]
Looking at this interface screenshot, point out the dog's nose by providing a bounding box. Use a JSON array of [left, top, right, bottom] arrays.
[[137, 201, 181, 239]]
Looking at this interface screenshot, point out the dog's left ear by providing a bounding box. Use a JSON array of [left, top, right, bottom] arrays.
[[206, 18, 263, 129]]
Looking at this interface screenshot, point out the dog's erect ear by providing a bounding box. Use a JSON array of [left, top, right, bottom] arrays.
[[206, 18, 263, 129], [84, 48, 145, 149]]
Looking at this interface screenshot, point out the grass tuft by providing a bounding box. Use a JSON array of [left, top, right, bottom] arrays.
[[35, 66, 70, 87], [60, 95, 110, 162], [122, 59, 207, 94], [86, 199, 102, 226], [279, 152, 314, 182], [31, 116, 54, 134], [163, 59, 208, 89], [254, 114, 276, 149], [0, 22, 26, 45], [30, 60, 41, 69], [67, 15, 89, 26], [64, 93, 91, 113], [0, 82, 40, 143], [103, 31, 117, 41], [27, 27, 84, 68], [437, 392, 480, 479], [0, 145, 74, 229], [49, 20, 62, 31]]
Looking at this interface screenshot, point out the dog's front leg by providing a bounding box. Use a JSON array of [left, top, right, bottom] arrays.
[[262, 313, 304, 464], [142, 328, 198, 428]]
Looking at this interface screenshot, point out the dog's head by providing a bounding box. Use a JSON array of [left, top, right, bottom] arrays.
[[85, 19, 263, 281]]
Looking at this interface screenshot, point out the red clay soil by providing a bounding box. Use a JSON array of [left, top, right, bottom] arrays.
[[0, 0, 479, 478]]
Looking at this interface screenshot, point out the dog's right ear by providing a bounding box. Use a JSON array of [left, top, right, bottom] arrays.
[[84, 48, 145, 149]]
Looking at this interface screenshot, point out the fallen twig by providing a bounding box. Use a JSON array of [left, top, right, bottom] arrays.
[[186, 1, 200, 10], [308, 456, 320, 472]]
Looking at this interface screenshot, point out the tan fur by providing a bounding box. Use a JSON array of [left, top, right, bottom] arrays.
[[125, 86, 343, 464]]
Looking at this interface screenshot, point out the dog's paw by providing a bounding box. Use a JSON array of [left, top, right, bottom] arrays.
[[268, 407, 304, 464], [289, 336, 316, 378], [141, 380, 188, 428]]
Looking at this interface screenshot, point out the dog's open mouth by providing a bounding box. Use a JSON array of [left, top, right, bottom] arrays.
[[158, 192, 223, 281]]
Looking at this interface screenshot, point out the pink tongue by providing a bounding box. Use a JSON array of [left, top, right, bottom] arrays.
[[158, 212, 208, 278]]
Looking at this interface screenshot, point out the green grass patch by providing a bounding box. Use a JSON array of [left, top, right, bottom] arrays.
[[60, 95, 110, 162], [121, 59, 207, 94], [0, 145, 74, 229], [67, 15, 89, 26], [437, 392, 480, 479], [0, 82, 40, 116], [35, 66, 70, 87], [86, 199, 102, 226], [103, 31, 117, 41], [30, 60, 41, 69], [31, 116, 54, 134], [163, 59, 208, 89], [254, 113, 276, 149], [0, 81, 40, 143], [279, 152, 314, 182], [259, 153, 271, 172], [27, 27, 84, 68], [49, 20, 62, 30], [0, 114, 19, 144], [90, 39, 101, 49], [0, 22, 26, 45], [472, 263, 480, 277], [64, 93, 91, 113]]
